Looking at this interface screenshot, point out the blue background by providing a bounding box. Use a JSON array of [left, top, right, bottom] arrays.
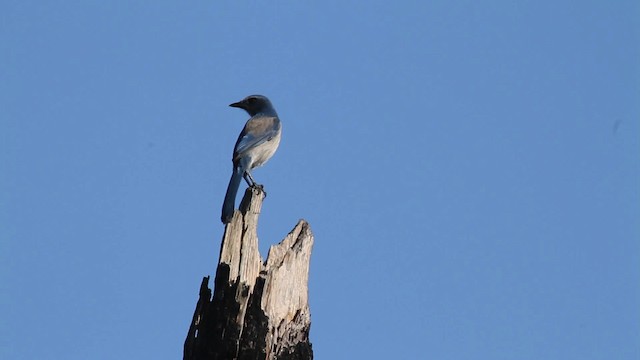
[[2, 1, 639, 359]]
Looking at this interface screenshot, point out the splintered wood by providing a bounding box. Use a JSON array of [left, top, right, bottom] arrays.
[[184, 187, 313, 360]]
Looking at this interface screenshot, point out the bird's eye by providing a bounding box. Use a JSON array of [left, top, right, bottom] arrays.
[[247, 97, 256, 104]]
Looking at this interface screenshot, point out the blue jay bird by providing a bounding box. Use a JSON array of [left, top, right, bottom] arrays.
[[221, 95, 282, 224]]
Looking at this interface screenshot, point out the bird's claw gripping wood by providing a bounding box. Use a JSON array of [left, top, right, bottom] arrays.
[[251, 183, 266, 197]]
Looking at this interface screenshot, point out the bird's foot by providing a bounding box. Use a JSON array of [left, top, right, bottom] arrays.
[[251, 183, 266, 197]]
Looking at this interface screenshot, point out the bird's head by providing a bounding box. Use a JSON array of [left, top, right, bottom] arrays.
[[229, 95, 277, 117]]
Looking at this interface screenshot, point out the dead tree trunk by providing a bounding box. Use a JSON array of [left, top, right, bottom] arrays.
[[184, 187, 314, 360]]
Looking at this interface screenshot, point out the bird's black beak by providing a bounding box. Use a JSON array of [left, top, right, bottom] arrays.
[[229, 101, 244, 109]]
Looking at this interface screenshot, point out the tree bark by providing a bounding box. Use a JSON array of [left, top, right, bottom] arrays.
[[184, 187, 314, 360]]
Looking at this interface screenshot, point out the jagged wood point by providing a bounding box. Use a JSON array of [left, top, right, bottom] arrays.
[[184, 187, 313, 360]]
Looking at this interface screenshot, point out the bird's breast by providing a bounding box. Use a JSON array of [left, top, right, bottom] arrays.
[[251, 131, 281, 168]]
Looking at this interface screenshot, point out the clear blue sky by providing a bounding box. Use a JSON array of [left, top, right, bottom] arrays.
[[2, 1, 639, 359]]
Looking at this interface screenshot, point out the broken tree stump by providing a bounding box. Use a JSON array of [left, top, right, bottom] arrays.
[[184, 187, 314, 360]]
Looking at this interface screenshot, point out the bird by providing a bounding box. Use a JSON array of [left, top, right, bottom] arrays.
[[221, 95, 282, 224]]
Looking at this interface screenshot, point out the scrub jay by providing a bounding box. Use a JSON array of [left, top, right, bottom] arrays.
[[221, 95, 282, 224]]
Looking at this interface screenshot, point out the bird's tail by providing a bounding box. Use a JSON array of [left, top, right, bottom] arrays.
[[221, 169, 242, 224]]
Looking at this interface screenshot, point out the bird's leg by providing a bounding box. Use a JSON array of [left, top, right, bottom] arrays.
[[245, 172, 259, 187], [242, 172, 254, 187], [244, 172, 266, 196]]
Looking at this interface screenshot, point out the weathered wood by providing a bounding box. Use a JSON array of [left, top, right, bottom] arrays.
[[184, 187, 313, 360]]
